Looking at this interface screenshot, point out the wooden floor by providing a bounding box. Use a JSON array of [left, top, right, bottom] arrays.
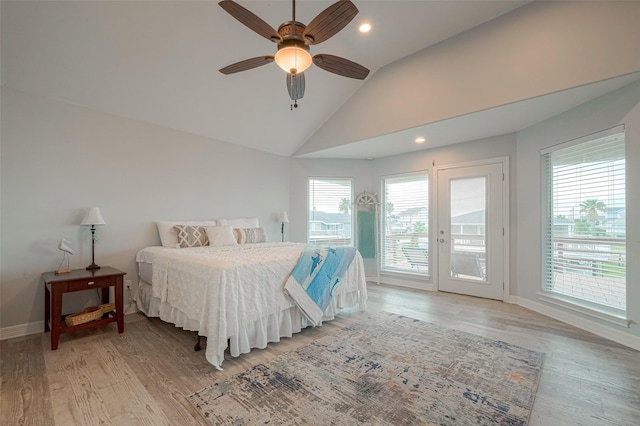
[[2, 284, 639, 425]]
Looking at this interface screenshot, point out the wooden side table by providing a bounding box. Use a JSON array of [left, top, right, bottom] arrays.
[[42, 266, 126, 350]]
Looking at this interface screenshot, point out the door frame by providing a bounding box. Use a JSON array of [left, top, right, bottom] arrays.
[[434, 156, 510, 301]]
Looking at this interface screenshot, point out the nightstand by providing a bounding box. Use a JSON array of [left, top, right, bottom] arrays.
[[42, 266, 126, 350]]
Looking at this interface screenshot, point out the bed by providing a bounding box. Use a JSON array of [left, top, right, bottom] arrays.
[[134, 219, 367, 370]]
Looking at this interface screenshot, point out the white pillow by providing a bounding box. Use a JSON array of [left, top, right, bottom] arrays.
[[204, 226, 238, 247], [217, 217, 259, 228], [156, 220, 217, 248]]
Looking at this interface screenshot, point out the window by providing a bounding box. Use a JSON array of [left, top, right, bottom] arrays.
[[542, 127, 626, 315], [382, 173, 429, 275], [308, 178, 353, 245]]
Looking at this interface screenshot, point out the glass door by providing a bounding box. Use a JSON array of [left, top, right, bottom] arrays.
[[437, 163, 505, 300]]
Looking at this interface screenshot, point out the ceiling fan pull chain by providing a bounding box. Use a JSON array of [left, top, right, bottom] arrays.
[[290, 72, 299, 110]]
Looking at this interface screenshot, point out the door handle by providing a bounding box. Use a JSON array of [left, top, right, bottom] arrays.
[[439, 239, 445, 243]]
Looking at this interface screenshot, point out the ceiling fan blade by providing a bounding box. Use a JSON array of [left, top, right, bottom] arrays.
[[303, 0, 358, 45], [313, 54, 369, 80], [219, 56, 275, 74], [218, 0, 282, 42], [286, 72, 305, 100]]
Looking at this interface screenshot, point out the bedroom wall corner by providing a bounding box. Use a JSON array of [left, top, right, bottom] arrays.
[[0, 87, 291, 331]]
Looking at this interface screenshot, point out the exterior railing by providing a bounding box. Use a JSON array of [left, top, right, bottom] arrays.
[[382, 233, 429, 272], [308, 236, 351, 246], [552, 236, 626, 276], [450, 233, 486, 253], [373, 233, 626, 281], [381, 232, 487, 272]]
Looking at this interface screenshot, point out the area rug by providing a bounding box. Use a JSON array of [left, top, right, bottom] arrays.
[[187, 312, 545, 425]]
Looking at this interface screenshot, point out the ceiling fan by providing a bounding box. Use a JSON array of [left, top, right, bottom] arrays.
[[218, 0, 370, 108]]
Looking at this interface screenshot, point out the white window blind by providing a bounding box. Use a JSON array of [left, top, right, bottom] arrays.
[[308, 178, 353, 246], [382, 173, 429, 275], [542, 129, 626, 313]]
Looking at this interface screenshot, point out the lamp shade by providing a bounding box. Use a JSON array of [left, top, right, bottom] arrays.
[[278, 212, 289, 223], [81, 207, 106, 226], [274, 45, 312, 74]]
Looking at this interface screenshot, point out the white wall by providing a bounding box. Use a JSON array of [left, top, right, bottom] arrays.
[[516, 81, 640, 343], [296, 1, 640, 156], [0, 87, 290, 330]]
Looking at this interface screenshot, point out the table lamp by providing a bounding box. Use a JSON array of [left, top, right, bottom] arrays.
[[278, 212, 289, 242], [81, 207, 106, 270]]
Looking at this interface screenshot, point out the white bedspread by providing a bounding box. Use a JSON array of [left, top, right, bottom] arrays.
[[135, 242, 367, 369]]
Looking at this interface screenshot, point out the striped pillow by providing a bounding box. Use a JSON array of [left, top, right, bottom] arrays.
[[234, 227, 267, 244]]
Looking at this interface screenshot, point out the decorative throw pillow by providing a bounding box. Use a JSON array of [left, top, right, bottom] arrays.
[[204, 226, 238, 247], [156, 220, 216, 247], [173, 225, 209, 248], [234, 227, 267, 244]]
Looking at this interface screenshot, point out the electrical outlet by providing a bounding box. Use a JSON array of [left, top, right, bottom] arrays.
[[124, 280, 133, 304]]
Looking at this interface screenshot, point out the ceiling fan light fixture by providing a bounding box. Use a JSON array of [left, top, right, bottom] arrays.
[[275, 42, 312, 74], [218, 0, 370, 105]]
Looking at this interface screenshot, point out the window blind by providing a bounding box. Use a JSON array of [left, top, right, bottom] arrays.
[[308, 178, 353, 246], [542, 130, 626, 312], [381, 173, 429, 275]]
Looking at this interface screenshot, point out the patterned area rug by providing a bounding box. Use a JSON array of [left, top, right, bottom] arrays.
[[188, 313, 545, 425]]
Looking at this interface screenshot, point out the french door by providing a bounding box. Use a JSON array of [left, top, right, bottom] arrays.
[[437, 162, 505, 300]]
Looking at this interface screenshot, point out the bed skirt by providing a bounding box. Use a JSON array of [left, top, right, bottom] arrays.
[[135, 279, 363, 365]]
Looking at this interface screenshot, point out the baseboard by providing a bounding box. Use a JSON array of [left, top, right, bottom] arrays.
[[1, 303, 139, 341], [124, 301, 139, 315], [506, 295, 519, 304], [515, 296, 640, 351], [374, 276, 435, 292], [0, 321, 44, 341], [377, 285, 640, 351], [5, 296, 636, 352]]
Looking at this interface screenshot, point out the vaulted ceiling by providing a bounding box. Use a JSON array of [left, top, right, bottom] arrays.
[[3, 1, 640, 159]]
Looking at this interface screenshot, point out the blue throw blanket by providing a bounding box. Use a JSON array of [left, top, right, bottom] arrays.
[[284, 245, 357, 326]]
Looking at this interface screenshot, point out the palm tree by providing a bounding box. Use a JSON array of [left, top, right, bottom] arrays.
[[579, 199, 606, 236], [386, 201, 394, 217], [579, 199, 606, 221], [339, 198, 351, 215]]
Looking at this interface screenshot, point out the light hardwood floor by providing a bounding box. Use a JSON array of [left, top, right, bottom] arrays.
[[2, 284, 639, 425]]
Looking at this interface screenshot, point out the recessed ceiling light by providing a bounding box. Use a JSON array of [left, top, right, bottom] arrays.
[[359, 23, 371, 33], [415, 136, 426, 144]]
